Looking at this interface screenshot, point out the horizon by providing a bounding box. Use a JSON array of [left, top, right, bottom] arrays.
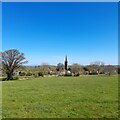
[[2, 2, 118, 66], [24, 63, 118, 66]]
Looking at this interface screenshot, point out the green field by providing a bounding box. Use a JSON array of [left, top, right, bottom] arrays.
[[2, 75, 118, 118]]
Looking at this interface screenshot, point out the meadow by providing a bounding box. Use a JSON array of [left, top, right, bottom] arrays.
[[2, 75, 118, 118]]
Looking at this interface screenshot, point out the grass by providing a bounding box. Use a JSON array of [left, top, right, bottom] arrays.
[[2, 75, 118, 118]]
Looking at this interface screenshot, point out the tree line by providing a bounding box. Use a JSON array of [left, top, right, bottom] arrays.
[[0, 49, 119, 80]]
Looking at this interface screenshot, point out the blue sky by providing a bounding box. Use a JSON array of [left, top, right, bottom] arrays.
[[2, 2, 118, 65]]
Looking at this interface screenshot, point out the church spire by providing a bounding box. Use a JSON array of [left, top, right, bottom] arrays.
[[65, 55, 67, 62], [65, 55, 68, 71]]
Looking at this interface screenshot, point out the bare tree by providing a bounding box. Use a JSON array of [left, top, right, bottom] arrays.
[[71, 63, 82, 75], [2, 49, 28, 80], [104, 65, 116, 75], [90, 61, 105, 75], [39, 63, 50, 75]]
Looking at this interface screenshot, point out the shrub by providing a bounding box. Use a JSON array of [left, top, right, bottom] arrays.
[[19, 72, 26, 76], [26, 72, 32, 76], [89, 72, 97, 75], [2, 77, 7, 81], [13, 76, 19, 80], [74, 73, 80, 77], [2, 76, 19, 81], [34, 74, 38, 78], [38, 72, 44, 77]]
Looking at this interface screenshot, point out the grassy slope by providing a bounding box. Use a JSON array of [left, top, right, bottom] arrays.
[[2, 75, 118, 118]]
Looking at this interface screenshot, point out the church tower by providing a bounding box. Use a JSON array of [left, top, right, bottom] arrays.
[[65, 56, 68, 71]]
